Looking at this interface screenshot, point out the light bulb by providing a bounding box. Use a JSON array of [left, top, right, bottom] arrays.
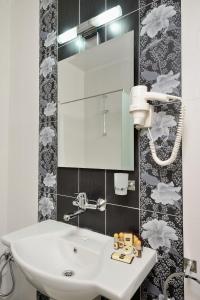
[[90, 5, 122, 27], [75, 36, 85, 50], [109, 22, 122, 34], [57, 27, 77, 45]]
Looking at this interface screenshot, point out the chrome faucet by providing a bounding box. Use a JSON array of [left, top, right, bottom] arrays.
[[63, 192, 106, 222], [63, 209, 85, 222]]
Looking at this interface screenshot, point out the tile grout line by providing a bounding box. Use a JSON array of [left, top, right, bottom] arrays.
[[55, 193, 77, 199], [53, 192, 181, 218], [107, 202, 140, 211]]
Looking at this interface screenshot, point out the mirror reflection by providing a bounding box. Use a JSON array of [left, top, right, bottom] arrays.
[[58, 31, 134, 170]]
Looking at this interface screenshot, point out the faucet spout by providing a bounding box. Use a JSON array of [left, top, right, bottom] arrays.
[[63, 209, 85, 222], [63, 193, 106, 223]]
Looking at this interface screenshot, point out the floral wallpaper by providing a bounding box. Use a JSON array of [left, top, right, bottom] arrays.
[[39, 0, 57, 225], [38, 0, 57, 297], [139, 0, 183, 299], [38, 0, 183, 299]]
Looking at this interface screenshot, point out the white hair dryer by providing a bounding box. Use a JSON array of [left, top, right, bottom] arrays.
[[129, 85, 184, 166]]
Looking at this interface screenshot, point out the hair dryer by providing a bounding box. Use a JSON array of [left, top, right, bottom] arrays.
[[129, 85, 185, 166]]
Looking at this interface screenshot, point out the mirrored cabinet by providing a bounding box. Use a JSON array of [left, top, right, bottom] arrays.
[[58, 31, 134, 170]]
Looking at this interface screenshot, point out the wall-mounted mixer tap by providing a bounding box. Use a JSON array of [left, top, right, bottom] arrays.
[[63, 192, 106, 222]]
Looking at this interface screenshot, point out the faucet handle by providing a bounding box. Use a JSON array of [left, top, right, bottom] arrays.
[[72, 193, 106, 211], [74, 192, 88, 209], [96, 199, 107, 211]]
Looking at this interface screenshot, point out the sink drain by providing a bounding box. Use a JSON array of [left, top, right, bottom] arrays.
[[63, 270, 74, 277]]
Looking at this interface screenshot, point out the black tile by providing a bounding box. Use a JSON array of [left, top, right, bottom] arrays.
[[106, 13, 137, 41], [57, 167, 78, 196], [107, 0, 139, 15], [57, 195, 78, 226], [79, 169, 105, 199], [106, 204, 139, 236], [58, 0, 79, 35], [58, 40, 79, 61], [84, 26, 106, 46], [106, 170, 139, 208], [80, 0, 105, 23], [106, 130, 139, 208], [98, 27, 106, 44], [79, 209, 105, 234]]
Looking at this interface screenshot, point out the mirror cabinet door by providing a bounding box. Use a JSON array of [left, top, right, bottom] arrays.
[[58, 3, 134, 171]]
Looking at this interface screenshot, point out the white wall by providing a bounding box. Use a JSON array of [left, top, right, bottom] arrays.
[[0, 0, 10, 240], [182, 0, 200, 298], [7, 0, 39, 232], [0, 0, 39, 299]]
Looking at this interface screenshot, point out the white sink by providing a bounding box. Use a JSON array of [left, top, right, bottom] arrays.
[[1, 221, 157, 300]]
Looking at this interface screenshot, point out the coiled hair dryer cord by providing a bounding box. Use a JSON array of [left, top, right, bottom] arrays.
[[148, 102, 185, 166], [0, 252, 15, 298]]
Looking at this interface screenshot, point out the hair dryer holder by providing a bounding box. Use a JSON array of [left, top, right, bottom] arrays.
[[129, 85, 184, 166], [129, 85, 182, 129]]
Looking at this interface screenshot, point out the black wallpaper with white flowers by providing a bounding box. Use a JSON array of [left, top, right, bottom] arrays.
[[38, 0, 183, 300], [39, 0, 57, 226], [139, 1, 183, 299]]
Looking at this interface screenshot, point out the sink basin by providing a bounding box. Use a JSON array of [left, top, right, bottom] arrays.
[[1, 221, 157, 300], [10, 227, 110, 300]]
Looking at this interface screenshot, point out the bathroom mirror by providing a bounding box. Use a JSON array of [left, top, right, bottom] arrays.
[[58, 30, 134, 170]]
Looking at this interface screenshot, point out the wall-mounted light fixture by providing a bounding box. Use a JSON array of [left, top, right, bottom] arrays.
[[109, 21, 122, 35], [75, 36, 85, 50], [57, 5, 122, 45], [90, 5, 122, 27], [57, 27, 77, 44]]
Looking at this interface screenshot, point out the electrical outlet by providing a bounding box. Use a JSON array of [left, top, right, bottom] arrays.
[[128, 180, 135, 191], [184, 258, 197, 273]]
